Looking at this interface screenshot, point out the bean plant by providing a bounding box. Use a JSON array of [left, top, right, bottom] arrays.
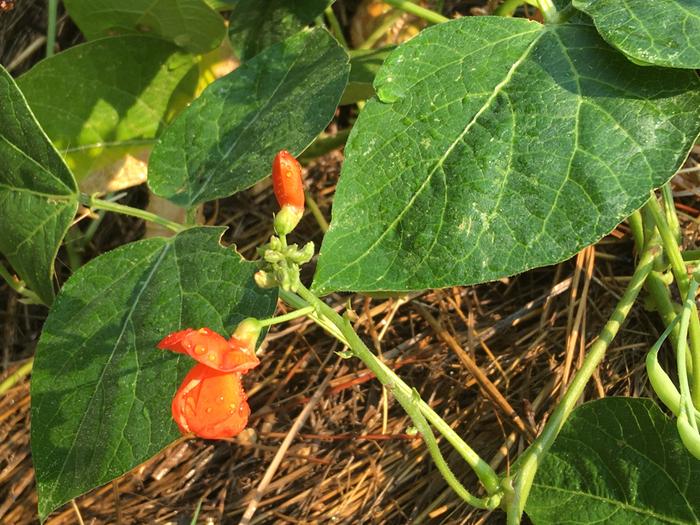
[[1, 0, 700, 523]]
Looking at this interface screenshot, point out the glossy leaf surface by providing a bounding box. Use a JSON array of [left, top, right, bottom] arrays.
[[149, 28, 349, 207], [527, 398, 700, 524], [18, 36, 198, 181], [31, 227, 277, 520], [63, 0, 226, 54], [313, 17, 700, 294], [228, 0, 331, 61], [0, 66, 78, 305], [573, 0, 700, 68]]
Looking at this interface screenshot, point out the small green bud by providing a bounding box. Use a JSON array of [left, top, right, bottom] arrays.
[[274, 205, 303, 236], [288, 241, 315, 264], [254, 270, 277, 288], [263, 249, 283, 263], [231, 317, 262, 349]]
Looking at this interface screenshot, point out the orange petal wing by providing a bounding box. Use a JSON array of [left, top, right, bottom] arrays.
[[176, 365, 250, 439], [157, 328, 196, 354], [171, 364, 206, 434]]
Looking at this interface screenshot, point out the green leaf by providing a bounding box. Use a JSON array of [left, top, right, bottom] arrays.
[[228, 0, 332, 61], [17, 36, 198, 182], [30, 227, 277, 521], [340, 47, 395, 106], [312, 17, 700, 295], [572, 0, 700, 69], [148, 27, 349, 207], [527, 398, 700, 524], [63, 0, 226, 54], [0, 65, 78, 305]]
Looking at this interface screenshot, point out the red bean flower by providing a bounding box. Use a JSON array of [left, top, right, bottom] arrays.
[[169, 364, 250, 439], [158, 323, 261, 440]]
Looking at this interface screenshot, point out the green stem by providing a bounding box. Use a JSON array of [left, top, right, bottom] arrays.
[[647, 197, 689, 294], [646, 270, 681, 348], [494, 0, 528, 16], [401, 387, 500, 509], [289, 283, 501, 496], [304, 191, 329, 233], [46, 0, 58, 57], [535, 0, 559, 23], [278, 289, 348, 343], [359, 10, 404, 49], [628, 210, 644, 254], [506, 244, 657, 524], [646, 196, 700, 406], [324, 5, 348, 48], [661, 183, 682, 244], [678, 278, 700, 430], [0, 262, 45, 305], [80, 194, 186, 234], [257, 306, 315, 328], [382, 0, 449, 24], [0, 359, 33, 395]]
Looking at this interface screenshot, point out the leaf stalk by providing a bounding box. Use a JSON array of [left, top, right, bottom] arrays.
[[79, 194, 187, 234]]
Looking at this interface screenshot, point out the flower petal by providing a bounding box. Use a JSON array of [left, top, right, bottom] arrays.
[[157, 328, 197, 354], [171, 364, 205, 434], [158, 328, 258, 372], [172, 364, 250, 439]]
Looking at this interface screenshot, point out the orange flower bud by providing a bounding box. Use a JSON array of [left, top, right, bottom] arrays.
[[272, 150, 304, 210], [272, 150, 304, 235]]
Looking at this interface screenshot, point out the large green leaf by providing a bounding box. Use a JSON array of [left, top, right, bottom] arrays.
[[148, 27, 349, 207], [313, 17, 700, 294], [18, 36, 198, 181], [228, 0, 332, 61], [527, 398, 700, 524], [572, 0, 700, 69], [0, 66, 78, 305], [63, 0, 226, 54], [31, 227, 277, 521]]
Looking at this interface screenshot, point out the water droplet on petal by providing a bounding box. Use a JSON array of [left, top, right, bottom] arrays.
[[194, 345, 206, 355], [208, 353, 217, 362], [217, 396, 224, 403], [206, 407, 213, 414]]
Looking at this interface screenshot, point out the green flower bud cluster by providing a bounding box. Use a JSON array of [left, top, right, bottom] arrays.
[[254, 235, 314, 292]]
